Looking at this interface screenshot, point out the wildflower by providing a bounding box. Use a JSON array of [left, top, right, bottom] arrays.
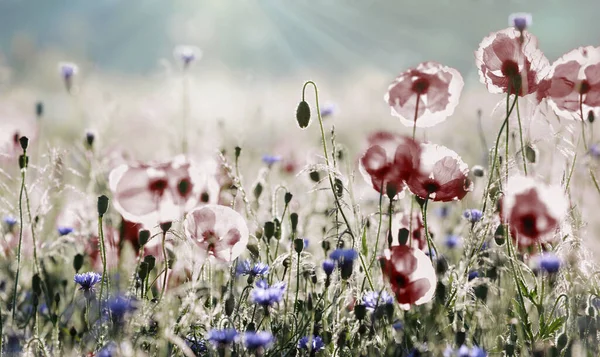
[[322, 259, 335, 275], [74, 272, 101, 295], [379, 245, 437, 308], [107, 296, 136, 319], [537, 253, 561, 273], [407, 143, 473, 202], [589, 144, 600, 158], [3, 215, 17, 229], [58, 62, 78, 80], [362, 290, 394, 310], [463, 209, 483, 223], [96, 342, 118, 357], [436, 206, 450, 218], [385, 61, 464, 128], [468, 271, 479, 281], [475, 27, 549, 96], [261, 154, 282, 166], [185, 205, 249, 263], [298, 335, 325, 351], [445, 234, 460, 249], [392, 320, 404, 330], [500, 175, 568, 248], [329, 248, 358, 279], [470, 347, 487, 357], [243, 331, 274, 350], [509, 13, 532, 32], [250, 280, 286, 307], [109, 155, 201, 227], [458, 345, 470, 357], [538, 46, 600, 121], [320, 102, 338, 118], [173, 45, 202, 67], [236, 261, 270, 277], [359, 131, 421, 197], [389, 212, 426, 250], [207, 328, 239, 348], [184, 335, 208, 355], [58, 226, 74, 236]]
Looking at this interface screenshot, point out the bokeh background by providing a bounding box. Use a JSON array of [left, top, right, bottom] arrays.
[[1, 0, 600, 255]]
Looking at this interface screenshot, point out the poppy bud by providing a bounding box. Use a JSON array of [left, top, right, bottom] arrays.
[[138, 230, 150, 246], [253, 182, 263, 199], [556, 332, 568, 351], [32, 274, 42, 296], [19, 136, 29, 150], [290, 213, 298, 232], [494, 224, 505, 246], [386, 182, 398, 199], [294, 239, 304, 254], [138, 262, 148, 282], [296, 100, 311, 129], [225, 294, 235, 316], [455, 330, 466, 346], [436, 256, 448, 274], [73, 254, 84, 272], [85, 131, 95, 148], [525, 144, 537, 163], [18, 154, 28, 169], [435, 281, 446, 303], [160, 222, 172, 233], [588, 110, 595, 123], [35, 101, 44, 117], [235, 146, 241, 159], [263, 221, 275, 240], [284, 192, 293, 204], [321, 240, 330, 252], [309, 170, 320, 182], [397, 228, 409, 246], [97, 195, 109, 217], [144, 255, 156, 271], [472, 165, 485, 177], [69, 327, 77, 338], [474, 284, 488, 301]]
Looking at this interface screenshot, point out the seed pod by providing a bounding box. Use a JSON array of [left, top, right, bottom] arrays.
[[19, 136, 29, 150], [290, 213, 298, 232], [160, 222, 172, 233], [494, 224, 506, 246], [284, 192, 293, 204], [73, 254, 84, 272], [138, 230, 150, 246], [294, 239, 304, 254], [588, 110, 595, 123], [263, 221, 275, 240], [144, 255, 156, 271], [35, 101, 44, 117], [32, 274, 42, 296], [296, 101, 311, 129], [225, 294, 235, 316], [525, 144, 537, 163], [397, 228, 410, 246], [309, 171, 320, 182], [97, 195, 109, 217], [253, 182, 263, 199]]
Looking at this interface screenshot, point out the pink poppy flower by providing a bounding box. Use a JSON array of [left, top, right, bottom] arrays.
[[406, 143, 473, 202], [500, 176, 568, 248], [184, 204, 249, 263], [385, 61, 464, 128], [359, 131, 421, 197], [379, 245, 436, 309], [389, 212, 426, 251], [537, 46, 600, 120], [476, 28, 549, 96], [109, 155, 201, 227]]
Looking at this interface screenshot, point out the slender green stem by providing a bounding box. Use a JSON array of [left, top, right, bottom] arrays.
[[12, 164, 26, 322], [368, 187, 384, 271], [515, 97, 528, 175], [160, 230, 169, 301], [294, 252, 301, 313], [421, 199, 438, 260], [98, 215, 108, 317]]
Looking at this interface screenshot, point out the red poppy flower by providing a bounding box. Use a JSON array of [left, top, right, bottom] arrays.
[[109, 155, 201, 228], [406, 143, 472, 202], [500, 176, 568, 248], [385, 61, 464, 128], [379, 245, 436, 308], [184, 204, 249, 263], [537, 46, 600, 120], [359, 131, 421, 197], [389, 212, 426, 251], [476, 28, 549, 96]]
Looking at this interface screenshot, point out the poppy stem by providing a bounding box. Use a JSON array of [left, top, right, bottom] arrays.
[[421, 198, 437, 261], [515, 97, 528, 175], [98, 215, 109, 318], [302, 81, 374, 291], [11, 151, 27, 323], [160, 230, 169, 301]]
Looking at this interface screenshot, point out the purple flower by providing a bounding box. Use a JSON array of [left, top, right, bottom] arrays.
[[262, 154, 282, 166], [322, 259, 335, 275], [539, 253, 561, 273], [589, 144, 600, 158], [207, 329, 239, 347], [436, 206, 450, 218], [74, 272, 102, 293], [329, 248, 357, 264], [298, 335, 325, 351], [320, 103, 338, 118], [362, 291, 393, 310], [3, 215, 17, 227], [445, 234, 460, 248], [463, 209, 483, 223], [184, 335, 208, 355], [392, 320, 403, 331], [174, 45, 202, 67], [250, 280, 286, 307], [97, 342, 117, 357], [468, 271, 479, 281], [58, 62, 78, 79], [108, 296, 136, 318], [509, 13, 532, 32], [58, 226, 74, 236], [236, 261, 270, 277], [458, 345, 470, 357], [243, 331, 274, 350], [470, 347, 487, 357]]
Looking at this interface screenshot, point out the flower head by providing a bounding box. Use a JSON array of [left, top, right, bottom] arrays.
[[407, 143, 472, 202], [250, 280, 286, 307], [536, 253, 561, 273], [463, 209, 483, 223], [107, 296, 136, 319], [298, 335, 325, 351], [379, 245, 437, 308], [184, 335, 208, 355], [445, 234, 461, 249], [476, 28, 549, 96], [236, 261, 270, 277], [468, 271, 479, 281], [58, 226, 74, 236], [58, 62, 78, 79], [385, 61, 464, 128], [97, 342, 118, 357], [173, 45, 202, 67], [262, 154, 282, 166], [185, 205, 249, 263], [3, 215, 17, 228], [207, 329, 239, 348], [330, 248, 358, 279], [509, 13, 532, 32], [322, 259, 335, 275], [362, 290, 394, 310], [74, 272, 102, 293], [243, 331, 274, 350]]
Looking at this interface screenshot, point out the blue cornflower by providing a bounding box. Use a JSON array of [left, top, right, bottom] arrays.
[[330, 248, 358, 279], [184, 335, 208, 355], [463, 209, 483, 223], [509, 13, 532, 32], [207, 329, 239, 347], [244, 331, 274, 350], [74, 272, 102, 293], [262, 155, 282, 166], [445, 234, 460, 249], [458, 345, 470, 357], [322, 259, 335, 276], [298, 335, 325, 351], [539, 253, 561, 274], [250, 280, 286, 307], [3, 215, 17, 228], [392, 320, 403, 331], [236, 261, 270, 277], [589, 144, 600, 158], [436, 206, 449, 218], [59, 62, 78, 79], [362, 291, 393, 310], [470, 347, 487, 357], [320, 103, 338, 118], [97, 342, 118, 357], [303, 238, 309, 249], [58, 226, 74, 236], [107, 296, 136, 319], [468, 271, 479, 281]]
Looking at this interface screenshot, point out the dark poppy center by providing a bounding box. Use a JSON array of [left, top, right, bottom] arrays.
[[424, 180, 440, 194], [578, 80, 591, 95], [148, 178, 168, 196], [411, 77, 430, 95], [520, 214, 538, 237], [177, 178, 192, 197], [501, 60, 520, 77], [394, 273, 409, 288], [200, 192, 210, 203]]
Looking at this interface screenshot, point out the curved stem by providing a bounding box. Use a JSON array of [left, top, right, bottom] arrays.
[[160, 230, 169, 301], [421, 199, 438, 260], [12, 163, 26, 322]]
